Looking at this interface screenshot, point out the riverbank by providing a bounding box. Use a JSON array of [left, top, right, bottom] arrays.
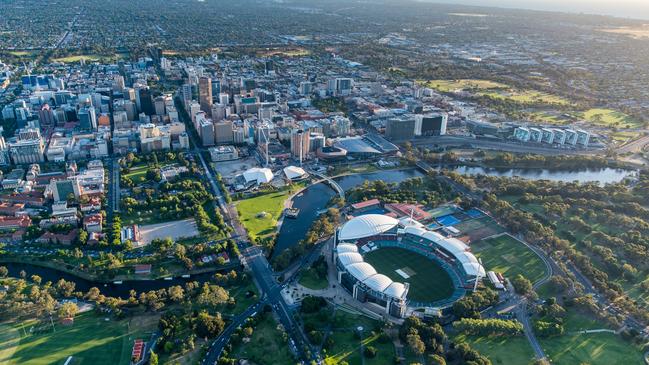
[[0, 256, 238, 283]]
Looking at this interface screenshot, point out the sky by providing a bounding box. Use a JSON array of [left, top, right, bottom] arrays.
[[431, 0, 649, 20]]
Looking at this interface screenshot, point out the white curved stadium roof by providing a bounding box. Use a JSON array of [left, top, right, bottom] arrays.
[[346, 262, 377, 282], [338, 214, 399, 241], [336, 243, 359, 254], [384, 282, 407, 299], [338, 252, 364, 266], [363, 274, 393, 292]]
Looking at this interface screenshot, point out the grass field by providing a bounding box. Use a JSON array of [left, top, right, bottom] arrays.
[[0, 313, 157, 365], [363, 247, 454, 303], [581, 108, 644, 129], [232, 314, 295, 365], [323, 311, 391, 365], [540, 310, 643, 365], [480, 89, 572, 106], [236, 185, 304, 240], [472, 234, 548, 284], [453, 333, 535, 365], [124, 166, 148, 184], [419, 79, 507, 93], [52, 54, 125, 63]]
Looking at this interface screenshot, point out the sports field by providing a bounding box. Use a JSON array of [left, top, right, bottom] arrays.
[[363, 247, 454, 303], [471, 234, 548, 284], [0, 313, 157, 365], [454, 216, 505, 242]]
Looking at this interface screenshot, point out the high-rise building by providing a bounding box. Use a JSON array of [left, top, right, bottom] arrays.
[[136, 87, 155, 115], [211, 79, 221, 101], [309, 132, 326, 152], [154, 96, 166, 116], [78, 105, 97, 131], [214, 120, 234, 145], [38, 104, 55, 127], [199, 77, 213, 114], [290, 129, 310, 163], [9, 128, 45, 164], [197, 116, 215, 146], [328, 78, 353, 96], [414, 113, 447, 136], [385, 116, 415, 141]]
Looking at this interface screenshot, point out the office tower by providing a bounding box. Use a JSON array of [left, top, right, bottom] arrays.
[[214, 120, 233, 145], [9, 128, 45, 164], [136, 87, 155, 115], [211, 79, 221, 101], [219, 93, 229, 105], [328, 77, 353, 96], [300, 81, 312, 96], [197, 116, 215, 146], [385, 116, 415, 141], [154, 96, 166, 116], [414, 113, 447, 136], [199, 77, 213, 114], [78, 105, 97, 131], [290, 129, 310, 164], [38, 104, 55, 127], [309, 133, 326, 152]]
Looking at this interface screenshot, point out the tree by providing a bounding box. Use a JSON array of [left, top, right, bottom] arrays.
[[195, 311, 225, 338], [58, 302, 79, 319], [512, 274, 533, 295], [149, 350, 159, 365], [429, 354, 447, 365], [197, 283, 229, 306], [78, 229, 88, 245], [407, 332, 426, 355], [0, 266, 7, 277]]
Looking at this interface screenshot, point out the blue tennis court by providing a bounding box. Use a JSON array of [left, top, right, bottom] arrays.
[[427, 222, 440, 230], [466, 209, 483, 218], [437, 214, 460, 226]]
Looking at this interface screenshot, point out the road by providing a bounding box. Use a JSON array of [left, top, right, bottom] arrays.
[[411, 135, 601, 156], [616, 134, 649, 154], [517, 300, 546, 360], [202, 301, 264, 365]]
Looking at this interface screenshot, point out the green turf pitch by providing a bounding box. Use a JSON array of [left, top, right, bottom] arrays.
[[472, 234, 548, 284], [363, 247, 454, 303], [0, 313, 143, 365]]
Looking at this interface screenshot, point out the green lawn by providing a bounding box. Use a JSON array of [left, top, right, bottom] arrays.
[[453, 333, 535, 365], [419, 79, 508, 93], [537, 308, 642, 365], [323, 311, 389, 365], [0, 313, 157, 365], [236, 185, 305, 240], [540, 331, 642, 365], [124, 166, 148, 184], [363, 247, 454, 303], [472, 234, 548, 284], [299, 267, 329, 290], [232, 314, 295, 365], [581, 108, 644, 129], [52, 54, 125, 63]]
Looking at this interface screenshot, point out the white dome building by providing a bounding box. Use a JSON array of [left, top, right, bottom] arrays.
[[338, 214, 399, 241]]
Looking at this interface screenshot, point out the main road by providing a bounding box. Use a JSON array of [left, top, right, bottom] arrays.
[[173, 94, 312, 363]]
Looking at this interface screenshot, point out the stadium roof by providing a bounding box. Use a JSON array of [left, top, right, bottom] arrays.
[[363, 274, 393, 292], [383, 282, 407, 299], [336, 243, 359, 254], [338, 252, 364, 266], [338, 214, 399, 241], [346, 262, 377, 282]]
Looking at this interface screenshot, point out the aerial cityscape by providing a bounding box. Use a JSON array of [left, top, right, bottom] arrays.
[[1, 0, 649, 364]]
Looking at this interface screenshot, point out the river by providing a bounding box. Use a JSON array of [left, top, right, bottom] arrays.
[[449, 166, 634, 185], [1, 261, 233, 298], [273, 166, 635, 256]]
